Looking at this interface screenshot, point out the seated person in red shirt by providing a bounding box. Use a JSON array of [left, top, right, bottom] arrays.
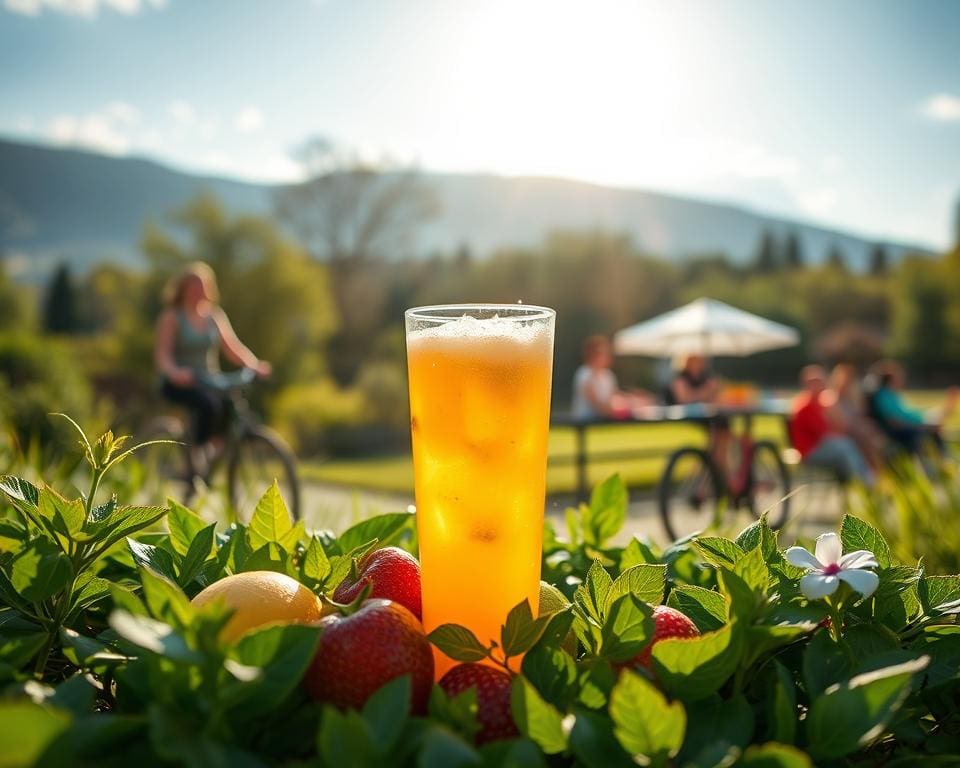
[[790, 365, 874, 486]]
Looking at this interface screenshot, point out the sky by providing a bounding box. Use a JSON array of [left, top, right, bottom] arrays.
[[1, 0, 959, 249]]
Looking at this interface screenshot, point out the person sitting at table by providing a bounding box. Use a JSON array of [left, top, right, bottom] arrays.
[[665, 354, 720, 407], [865, 359, 956, 458], [790, 365, 875, 486], [571, 335, 653, 419], [829, 363, 884, 469]]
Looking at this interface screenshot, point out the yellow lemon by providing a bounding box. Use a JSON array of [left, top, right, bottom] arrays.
[[191, 571, 326, 642]]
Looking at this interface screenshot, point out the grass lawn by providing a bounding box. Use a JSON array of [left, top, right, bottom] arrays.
[[301, 414, 789, 496], [300, 390, 958, 496]]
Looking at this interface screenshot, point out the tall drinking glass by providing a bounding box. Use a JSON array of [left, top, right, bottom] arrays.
[[405, 304, 555, 678]]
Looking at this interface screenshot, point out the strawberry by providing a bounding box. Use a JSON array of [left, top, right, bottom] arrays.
[[332, 546, 422, 620], [632, 605, 700, 668], [439, 663, 519, 745], [303, 599, 434, 713]]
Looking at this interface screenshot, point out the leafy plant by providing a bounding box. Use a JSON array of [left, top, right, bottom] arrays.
[[1, 420, 960, 767]]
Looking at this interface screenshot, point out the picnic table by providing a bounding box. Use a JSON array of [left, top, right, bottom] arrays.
[[551, 399, 794, 501]]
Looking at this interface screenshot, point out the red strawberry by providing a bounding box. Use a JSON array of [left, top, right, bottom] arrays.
[[303, 599, 434, 713], [632, 605, 700, 667], [439, 663, 519, 745], [333, 547, 422, 620]]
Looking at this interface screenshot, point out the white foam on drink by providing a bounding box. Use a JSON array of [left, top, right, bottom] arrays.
[[407, 314, 553, 359]]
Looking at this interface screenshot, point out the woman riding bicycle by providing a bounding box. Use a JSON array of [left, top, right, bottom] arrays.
[[153, 262, 272, 470]]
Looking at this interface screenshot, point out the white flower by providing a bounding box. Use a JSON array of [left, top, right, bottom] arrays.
[[785, 533, 880, 600]]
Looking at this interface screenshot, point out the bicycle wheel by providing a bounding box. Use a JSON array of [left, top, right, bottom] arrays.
[[747, 440, 791, 528], [659, 447, 722, 542], [139, 416, 196, 506], [228, 425, 301, 522]]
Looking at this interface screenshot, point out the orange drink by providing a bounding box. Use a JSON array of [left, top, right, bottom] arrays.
[[405, 305, 555, 678]]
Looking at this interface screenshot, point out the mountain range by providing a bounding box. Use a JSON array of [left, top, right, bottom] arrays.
[[0, 137, 931, 281]]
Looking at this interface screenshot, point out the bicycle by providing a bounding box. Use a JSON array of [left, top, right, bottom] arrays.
[[658, 413, 790, 541], [142, 368, 301, 522]]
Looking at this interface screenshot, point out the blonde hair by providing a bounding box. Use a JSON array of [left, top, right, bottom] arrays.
[[163, 261, 220, 307]]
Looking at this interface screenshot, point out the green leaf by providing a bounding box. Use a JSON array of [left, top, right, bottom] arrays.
[[840, 515, 891, 569], [619, 538, 660, 572], [0, 623, 47, 669], [521, 644, 577, 711], [609, 669, 685, 765], [178, 523, 217, 587], [69, 575, 112, 615], [501, 599, 552, 658], [569, 708, 635, 768], [606, 564, 666, 610], [717, 566, 758, 622], [651, 621, 742, 702], [733, 547, 769, 593], [166, 499, 207, 556], [574, 560, 613, 624], [362, 675, 412, 753], [0, 701, 72, 767], [428, 624, 492, 663], [49, 673, 96, 715], [762, 661, 798, 744], [10, 539, 73, 603], [127, 538, 178, 582], [666, 586, 727, 632], [86, 506, 167, 552], [428, 684, 481, 742], [417, 724, 482, 768], [247, 481, 293, 551], [510, 676, 568, 755], [576, 658, 616, 710], [139, 566, 194, 627], [920, 575, 960, 615], [39, 487, 85, 539], [693, 537, 745, 568], [326, 539, 380, 592], [300, 535, 331, 586], [0, 475, 40, 511], [223, 624, 322, 721], [317, 706, 373, 768], [678, 694, 753, 764], [587, 474, 627, 546], [739, 743, 813, 768], [806, 656, 928, 760], [600, 593, 653, 663], [735, 516, 777, 560], [336, 512, 414, 555], [109, 610, 200, 663], [240, 543, 289, 575], [802, 629, 853, 698]]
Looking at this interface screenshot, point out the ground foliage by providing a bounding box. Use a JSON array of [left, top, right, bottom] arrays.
[[1, 423, 959, 767]]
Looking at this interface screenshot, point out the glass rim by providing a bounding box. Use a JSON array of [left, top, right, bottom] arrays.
[[405, 303, 555, 322]]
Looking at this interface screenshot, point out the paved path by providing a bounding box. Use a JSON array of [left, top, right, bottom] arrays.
[[299, 480, 845, 548]]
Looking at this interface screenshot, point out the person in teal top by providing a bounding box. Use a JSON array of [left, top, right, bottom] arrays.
[[154, 262, 272, 461], [866, 360, 957, 456]]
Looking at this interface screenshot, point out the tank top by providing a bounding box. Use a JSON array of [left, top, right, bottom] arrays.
[[173, 310, 220, 375]]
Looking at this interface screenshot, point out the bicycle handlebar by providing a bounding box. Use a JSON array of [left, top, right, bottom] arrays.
[[197, 368, 258, 392]]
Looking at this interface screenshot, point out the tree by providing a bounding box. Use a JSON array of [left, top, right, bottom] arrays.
[[868, 243, 889, 276], [783, 232, 804, 269], [43, 262, 79, 334], [753, 230, 780, 273], [275, 137, 439, 383], [826, 245, 847, 272], [0, 252, 32, 331], [142, 194, 339, 387]]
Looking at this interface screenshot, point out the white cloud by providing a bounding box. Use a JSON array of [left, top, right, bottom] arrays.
[[47, 111, 130, 154], [820, 154, 844, 174], [104, 100, 139, 125], [168, 100, 195, 126], [729, 144, 800, 180], [798, 187, 840, 218], [234, 106, 263, 134], [2, 0, 166, 17], [919, 93, 960, 123]]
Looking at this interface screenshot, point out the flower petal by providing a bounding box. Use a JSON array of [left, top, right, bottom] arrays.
[[838, 550, 879, 571], [838, 568, 880, 598], [785, 546, 821, 570], [814, 533, 843, 567], [800, 573, 840, 600]]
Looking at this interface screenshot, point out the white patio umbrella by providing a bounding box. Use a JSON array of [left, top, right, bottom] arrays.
[[613, 298, 800, 357]]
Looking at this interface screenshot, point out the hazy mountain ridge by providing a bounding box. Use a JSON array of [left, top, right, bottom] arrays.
[[0, 137, 930, 281]]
